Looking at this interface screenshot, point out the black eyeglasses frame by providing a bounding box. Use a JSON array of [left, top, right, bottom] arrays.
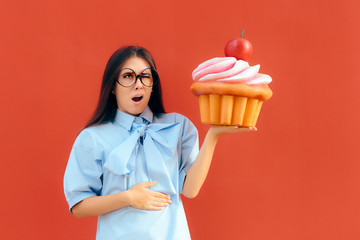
[[116, 67, 159, 88]]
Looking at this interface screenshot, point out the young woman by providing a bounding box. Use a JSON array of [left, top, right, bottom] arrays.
[[64, 46, 256, 240]]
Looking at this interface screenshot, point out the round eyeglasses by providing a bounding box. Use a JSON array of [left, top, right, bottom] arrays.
[[116, 68, 158, 87]]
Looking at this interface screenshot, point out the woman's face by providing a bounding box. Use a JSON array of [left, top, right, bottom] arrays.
[[114, 56, 153, 116]]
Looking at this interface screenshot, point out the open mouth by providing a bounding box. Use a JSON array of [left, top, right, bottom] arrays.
[[132, 95, 143, 102]]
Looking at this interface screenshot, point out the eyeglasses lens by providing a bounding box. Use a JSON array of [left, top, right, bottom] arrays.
[[118, 68, 155, 87]]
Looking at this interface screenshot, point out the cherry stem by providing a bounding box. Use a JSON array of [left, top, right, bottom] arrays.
[[241, 28, 244, 38]]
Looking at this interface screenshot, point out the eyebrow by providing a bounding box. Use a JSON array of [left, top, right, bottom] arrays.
[[120, 68, 151, 73]]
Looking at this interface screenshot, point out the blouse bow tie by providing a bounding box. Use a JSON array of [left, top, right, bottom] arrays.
[[104, 119, 181, 195]]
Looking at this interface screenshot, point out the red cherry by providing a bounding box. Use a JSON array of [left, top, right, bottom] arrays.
[[224, 37, 253, 61]]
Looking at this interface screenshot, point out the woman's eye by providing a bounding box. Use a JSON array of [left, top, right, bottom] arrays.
[[123, 73, 133, 78], [141, 75, 150, 79]]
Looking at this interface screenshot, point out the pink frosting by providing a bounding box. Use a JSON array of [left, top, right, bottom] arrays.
[[192, 57, 272, 85]]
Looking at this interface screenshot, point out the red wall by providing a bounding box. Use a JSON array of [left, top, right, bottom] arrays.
[[1, 0, 360, 239]]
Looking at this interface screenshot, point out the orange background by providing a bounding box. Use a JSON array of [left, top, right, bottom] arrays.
[[1, 0, 360, 239]]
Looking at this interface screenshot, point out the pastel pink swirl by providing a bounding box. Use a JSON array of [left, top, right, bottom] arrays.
[[192, 57, 272, 85]]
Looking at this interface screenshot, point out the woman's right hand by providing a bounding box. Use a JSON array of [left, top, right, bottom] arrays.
[[127, 181, 172, 210]]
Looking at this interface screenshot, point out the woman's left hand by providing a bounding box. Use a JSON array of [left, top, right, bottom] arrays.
[[208, 125, 257, 139]]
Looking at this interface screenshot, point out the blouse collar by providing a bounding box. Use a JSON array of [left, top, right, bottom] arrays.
[[114, 106, 154, 131]]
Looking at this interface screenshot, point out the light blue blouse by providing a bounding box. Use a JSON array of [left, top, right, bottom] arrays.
[[64, 106, 199, 240]]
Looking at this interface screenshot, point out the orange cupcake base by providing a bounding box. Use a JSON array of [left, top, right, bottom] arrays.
[[198, 94, 263, 127]]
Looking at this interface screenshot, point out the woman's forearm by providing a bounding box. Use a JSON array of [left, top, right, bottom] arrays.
[[71, 181, 172, 218], [72, 191, 131, 218], [182, 128, 219, 198], [182, 126, 255, 198]]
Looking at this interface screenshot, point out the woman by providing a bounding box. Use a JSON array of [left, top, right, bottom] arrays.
[[64, 46, 256, 239]]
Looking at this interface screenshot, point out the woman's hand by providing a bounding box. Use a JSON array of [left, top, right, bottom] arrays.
[[208, 125, 257, 139], [127, 181, 172, 210]]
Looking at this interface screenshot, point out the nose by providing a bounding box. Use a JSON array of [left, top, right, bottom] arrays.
[[134, 75, 143, 89]]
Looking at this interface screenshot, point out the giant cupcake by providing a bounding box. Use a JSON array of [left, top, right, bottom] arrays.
[[190, 37, 273, 127]]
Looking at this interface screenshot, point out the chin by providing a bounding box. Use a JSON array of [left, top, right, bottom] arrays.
[[129, 106, 147, 116]]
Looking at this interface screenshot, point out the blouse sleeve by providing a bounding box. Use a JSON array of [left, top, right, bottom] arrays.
[[63, 130, 103, 212], [178, 116, 199, 194]]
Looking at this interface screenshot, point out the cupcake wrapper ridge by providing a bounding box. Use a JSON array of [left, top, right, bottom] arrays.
[[198, 94, 263, 127]]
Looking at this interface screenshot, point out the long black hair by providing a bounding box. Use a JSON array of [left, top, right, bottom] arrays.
[[84, 46, 165, 128]]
